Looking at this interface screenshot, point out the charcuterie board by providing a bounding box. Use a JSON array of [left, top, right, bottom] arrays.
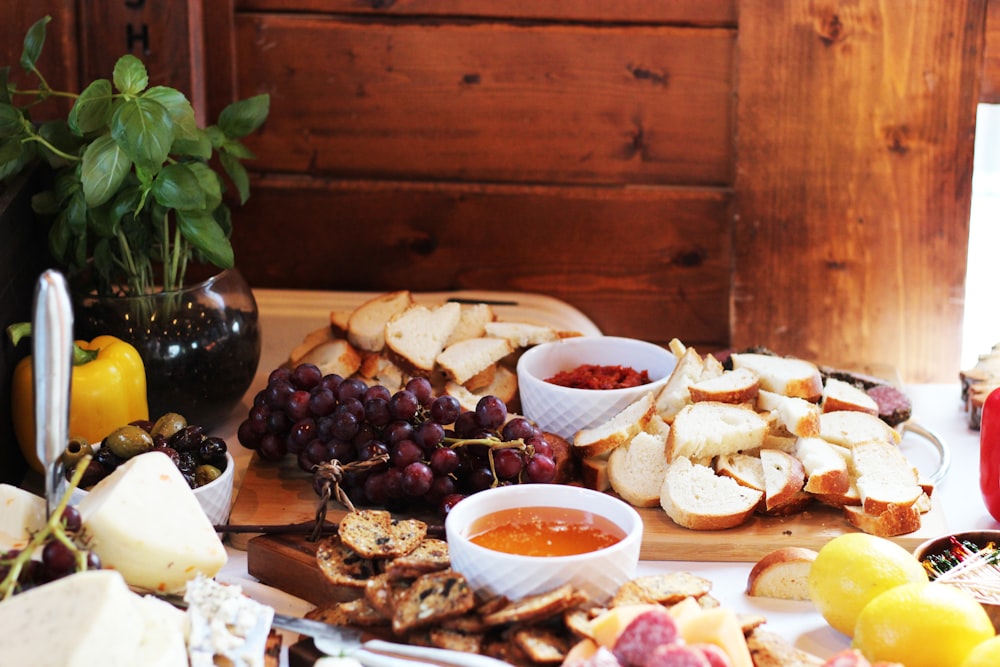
[[227, 444, 948, 561]]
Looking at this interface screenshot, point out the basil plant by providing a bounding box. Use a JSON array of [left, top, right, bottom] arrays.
[[0, 16, 269, 297]]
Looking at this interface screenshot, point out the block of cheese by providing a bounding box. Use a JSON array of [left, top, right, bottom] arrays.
[[0, 570, 144, 667], [78, 452, 227, 593], [185, 574, 276, 667], [135, 594, 188, 667], [0, 484, 47, 550]]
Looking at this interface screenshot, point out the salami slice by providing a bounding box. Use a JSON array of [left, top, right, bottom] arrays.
[[646, 644, 712, 667], [865, 384, 912, 427], [691, 644, 733, 667], [612, 608, 680, 667]]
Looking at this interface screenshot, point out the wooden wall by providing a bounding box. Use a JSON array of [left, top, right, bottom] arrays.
[[1, 0, 996, 386]]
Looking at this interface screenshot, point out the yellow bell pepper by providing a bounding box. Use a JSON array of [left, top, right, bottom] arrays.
[[9, 325, 149, 474]]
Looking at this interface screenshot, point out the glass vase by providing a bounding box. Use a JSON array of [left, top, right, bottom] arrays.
[[71, 268, 261, 428]]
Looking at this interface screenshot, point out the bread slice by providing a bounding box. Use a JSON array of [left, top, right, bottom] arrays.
[[759, 449, 806, 513], [607, 430, 669, 508], [347, 290, 413, 352], [329, 310, 352, 338], [443, 365, 518, 412], [851, 440, 922, 514], [793, 436, 850, 495], [665, 401, 769, 462], [444, 303, 496, 347], [653, 345, 705, 423], [385, 302, 462, 373], [288, 325, 336, 367], [745, 547, 817, 601], [821, 378, 879, 415], [688, 367, 760, 404], [436, 337, 514, 385], [842, 502, 921, 537], [572, 392, 657, 459], [295, 339, 363, 378], [579, 456, 611, 492], [715, 453, 766, 492], [819, 410, 901, 447], [730, 353, 823, 401], [659, 457, 763, 530], [756, 389, 820, 438], [483, 321, 560, 348]]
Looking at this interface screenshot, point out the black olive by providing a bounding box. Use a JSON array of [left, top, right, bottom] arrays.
[[94, 446, 123, 472], [78, 460, 107, 489], [176, 451, 197, 476], [169, 425, 205, 453], [198, 437, 228, 466]]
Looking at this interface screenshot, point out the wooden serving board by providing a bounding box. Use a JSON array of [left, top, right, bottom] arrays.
[[227, 451, 947, 561]]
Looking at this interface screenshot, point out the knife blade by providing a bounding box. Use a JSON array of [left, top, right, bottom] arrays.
[[271, 613, 511, 667], [32, 270, 73, 516]]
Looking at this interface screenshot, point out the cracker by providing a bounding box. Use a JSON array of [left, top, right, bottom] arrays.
[[392, 570, 476, 634], [305, 596, 389, 627], [385, 538, 450, 579], [610, 572, 712, 607], [364, 573, 410, 619], [482, 584, 588, 626], [316, 535, 379, 588], [512, 627, 572, 664], [339, 509, 428, 559]]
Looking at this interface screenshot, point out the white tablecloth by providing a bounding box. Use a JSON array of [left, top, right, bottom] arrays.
[[214, 290, 996, 664]]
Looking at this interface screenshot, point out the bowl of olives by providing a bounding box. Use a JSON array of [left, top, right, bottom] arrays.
[[67, 412, 235, 525]]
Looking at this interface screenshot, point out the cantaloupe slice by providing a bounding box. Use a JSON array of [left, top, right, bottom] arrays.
[[589, 604, 665, 648], [673, 606, 753, 667]]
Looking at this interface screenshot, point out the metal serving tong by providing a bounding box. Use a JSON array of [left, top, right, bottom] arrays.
[[32, 270, 74, 515]]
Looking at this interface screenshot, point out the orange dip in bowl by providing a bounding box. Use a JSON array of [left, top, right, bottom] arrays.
[[468, 506, 626, 556]]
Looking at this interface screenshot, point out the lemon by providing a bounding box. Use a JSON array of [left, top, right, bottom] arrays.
[[962, 635, 1000, 667], [853, 582, 995, 667], [808, 533, 927, 636]]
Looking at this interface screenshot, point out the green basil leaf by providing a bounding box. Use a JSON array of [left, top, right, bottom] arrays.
[[0, 67, 11, 105], [31, 189, 59, 216], [65, 191, 88, 233], [151, 162, 207, 210], [217, 94, 269, 138], [0, 103, 22, 138], [20, 16, 51, 71], [0, 141, 35, 181], [176, 209, 234, 268], [38, 120, 84, 167], [186, 161, 223, 210], [111, 185, 142, 223], [111, 97, 173, 172], [205, 125, 225, 149], [88, 199, 117, 238], [81, 134, 132, 207], [113, 54, 149, 96], [48, 210, 71, 261], [142, 86, 199, 141], [69, 79, 113, 135], [171, 129, 213, 159], [221, 138, 256, 160], [92, 238, 115, 279], [219, 151, 250, 205]]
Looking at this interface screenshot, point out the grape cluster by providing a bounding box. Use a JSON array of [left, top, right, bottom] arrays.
[[1, 477, 101, 600], [237, 363, 557, 514]]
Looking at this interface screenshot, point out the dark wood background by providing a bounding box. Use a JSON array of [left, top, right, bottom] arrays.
[[2, 0, 998, 481]]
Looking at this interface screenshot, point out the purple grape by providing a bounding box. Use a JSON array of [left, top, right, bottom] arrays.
[[363, 397, 391, 427], [440, 493, 466, 515], [391, 439, 424, 468], [382, 420, 414, 446], [363, 385, 392, 403], [60, 506, 82, 534], [291, 363, 323, 390], [336, 377, 368, 402], [501, 417, 536, 442], [429, 447, 460, 475], [319, 373, 344, 393], [493, 448, 524, 479], [41, 540, 76, 578], [364, 473, 391, 505], [268, 366, 293, 385], [389, 390, 419, 421], [266, 410, 292, 436], [414, 421, 445, 452], [288, 418, 317, 450], [309, 387, 337, 417], [424, 475, 456, 504], [238, 420, 261, 450], [475, 395, 507, 430], [429, 395, 461, 425], [401, 461, 434, 496], [467, 466, 495, 491], [330, 409, 359, 441], [340, 397, 365, 422], [265, 379, 295, 410], [525, 454, 556, 483], [258, 433, 287, 461], [453, 411, 480, 438], [405, 376, 434, 406], [526, 434, 553, 459], [286, 390, 312, 421]]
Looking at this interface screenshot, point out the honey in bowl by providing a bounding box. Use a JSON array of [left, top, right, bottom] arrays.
[[468, 506, 625, 557]]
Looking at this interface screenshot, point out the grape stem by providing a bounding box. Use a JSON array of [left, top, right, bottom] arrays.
[[310, 454, 390, 541], [0, 456, 91, 600], [441, 437, 535, 487]]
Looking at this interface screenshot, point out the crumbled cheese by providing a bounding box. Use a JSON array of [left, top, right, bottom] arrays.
[[183, 575, 275, 667]]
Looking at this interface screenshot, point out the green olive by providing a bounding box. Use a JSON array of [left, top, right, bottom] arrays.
[[61, 438, 94, 469], [194, 464, 222, 487], [105, 424, 154, 459], [151, 412, 187, 440]]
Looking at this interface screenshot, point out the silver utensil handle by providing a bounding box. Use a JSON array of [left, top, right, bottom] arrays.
[[361, 640, 514, 667], [33, 270, 74, 514]]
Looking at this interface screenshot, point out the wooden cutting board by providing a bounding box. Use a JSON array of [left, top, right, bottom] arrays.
[[227, 450, 947, 561]]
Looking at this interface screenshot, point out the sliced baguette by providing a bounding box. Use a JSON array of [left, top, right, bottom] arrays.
[[819, 410, 901, 447], [289, 325, 337, 367], [347, 290, 413, 352], [572, 392, 657, 459], [443, 365, 518, 412], [843, 502, 921, 537], [793, 436, 850, 495], [608, 430, 669, 508], [385, 302, 462, 373], [296, 339, 363, 379], [759, 449, 807, 513], [730, 353, 823, 401], [436, 337, 514, 385], [483, 321, 560, 348], [688, 367, 760, 404], [659, 457, 763, 530], [665, 401, 769, 462], [444, 303, 496, 347], [821, 378, 879, 415], [715, 453, 766, 492], [746, 547, 817, 601], [851, 440, 923, 514], [580, 457, 611, 492], [654, 344, 706, 423], [330, 310, 352, 337], [756, 389, 820, 438]]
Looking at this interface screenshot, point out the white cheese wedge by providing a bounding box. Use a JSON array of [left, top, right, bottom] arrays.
[[0, 484, 47, 550], [135, 594, 189, 667], [184, 574, 275, 667], [0, 570, 143, 667], [78, 452, 227, 593]]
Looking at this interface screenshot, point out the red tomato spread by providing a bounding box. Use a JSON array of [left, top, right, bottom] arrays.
[[545, 364, 651, 390]]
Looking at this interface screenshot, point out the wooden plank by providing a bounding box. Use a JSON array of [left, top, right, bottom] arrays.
[[78, 0, 207, 114], [983, 0, 1000, 102], [230, 178, 732, 351], [231, 453, 947, 562], [733, 1, 983, 384], [234, 16, 735, 186], [235, 0, 738, 25]]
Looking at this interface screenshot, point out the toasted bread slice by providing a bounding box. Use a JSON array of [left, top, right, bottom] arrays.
[[607, 430, 669, 508], [443, 365, 518, 412], [842, 502, 921, 537], [483, 321, 561, 348], [665, 401, 769, 462], [794, 436, 849, 495], [819, 410, 901, 447], [572, 392, 657, 459], [659, 457, 763, 530], [288, 325, 337, 367], [759, 449, 807, 514], [654, 344, 705, 423], [756, 389, 821, 438], [338, 510, 428, 559], [392, 570, 475, 634], [296, 338, 362, 379], [730, 353, 823, 401], [851, 440, 922, 514], [347, 290, 413, 352], [385, 302, 462, 373], [436, 337, 514, 385], [715, 452, 766, 493], [821, 378, 879, 415], [688, 367, 760, 404], [444, 302, 496, 347], [746, 547, 817, 601]]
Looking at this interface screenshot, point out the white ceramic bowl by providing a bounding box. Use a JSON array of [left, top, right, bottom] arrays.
[[517, 336, 676, 440], [71, 451, 234, 526], [445, 483, 643, 603]]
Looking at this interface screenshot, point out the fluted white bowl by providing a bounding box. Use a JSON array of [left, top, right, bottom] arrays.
[[445, 484, 643, 603], [517, 336, 676, 440]]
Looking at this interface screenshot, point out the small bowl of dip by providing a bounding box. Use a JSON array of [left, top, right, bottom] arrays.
[[516, 336, 676, 440], [445, 483, 643, 603]]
